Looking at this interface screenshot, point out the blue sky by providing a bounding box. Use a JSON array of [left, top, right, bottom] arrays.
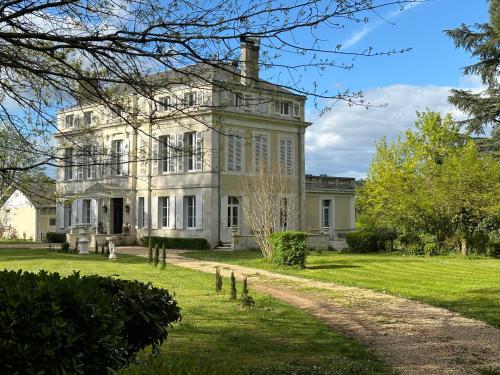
[[295, 0, 489, 178]]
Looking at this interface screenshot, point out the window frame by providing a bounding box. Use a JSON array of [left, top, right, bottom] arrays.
[[159, 196, 170, 228], [185, 195, 196, 229]]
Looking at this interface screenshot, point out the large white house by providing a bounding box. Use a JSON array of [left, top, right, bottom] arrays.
[[55, 38, 355, 249]]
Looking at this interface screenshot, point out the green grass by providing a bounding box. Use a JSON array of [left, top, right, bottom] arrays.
[[0, 238, 33, 243], [183, 250, 500, 328], [0, 249, 389, 375]]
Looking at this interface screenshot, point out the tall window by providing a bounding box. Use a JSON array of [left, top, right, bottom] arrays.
[[227, 196, 239, 227], [64, 148, 73, 180], [159, 197, 170, 228], [159, 96, 171, 112], [65, 203, 72, 228], [186, 132, 202, 172], [138, 197, 145, 228], [160, 135, 173, 173], [83, 111, 93, 126], [185, 196, 196, 228], [82, 199, 91, 224], [279, 138, 293, 175], [254, 134, 269, 172], [65, 114, 74, 128], [322, 200, 331, 228], [111, 140, 123, 176], [227, 132, 242, 172]]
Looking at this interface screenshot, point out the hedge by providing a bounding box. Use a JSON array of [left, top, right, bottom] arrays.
[[345, 231, 379, 253], [45, 232, 66, 243], [141, 236, 209, 250], [268, 230, 308, 268], [0, 270, 181, 374]]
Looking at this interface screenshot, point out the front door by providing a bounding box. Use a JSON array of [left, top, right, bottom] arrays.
[[112, 198, 123, 234], [221, 196, 240, 242]]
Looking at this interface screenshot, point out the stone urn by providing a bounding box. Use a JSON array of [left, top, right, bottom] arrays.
[[75, 224, 91, 254]]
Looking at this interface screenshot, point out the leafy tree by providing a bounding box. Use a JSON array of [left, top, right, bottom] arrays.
[[445, 0, 500, 153], [357, 111, 500, 254]]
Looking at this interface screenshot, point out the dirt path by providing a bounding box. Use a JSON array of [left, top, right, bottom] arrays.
[[117, 247, 500, 375]]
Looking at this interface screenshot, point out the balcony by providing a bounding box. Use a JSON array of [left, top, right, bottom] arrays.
[[305, 174, 357, 191]]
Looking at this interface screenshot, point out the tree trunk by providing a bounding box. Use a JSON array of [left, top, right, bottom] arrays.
[[460, 238, 468, 256]]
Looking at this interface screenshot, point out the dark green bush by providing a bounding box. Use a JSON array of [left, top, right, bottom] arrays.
[[268, 230, 308, 268], [142, 236, 209, 250], [46, 232, 66, 243], [345, 231, 379, 253], [0, 270, 181, 374]]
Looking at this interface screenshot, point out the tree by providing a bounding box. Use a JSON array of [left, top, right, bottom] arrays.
[[0, 0, 417, 180], [446, 1, 500, 142], [357, 111, 500, 254], [240, 164, 299, 258]]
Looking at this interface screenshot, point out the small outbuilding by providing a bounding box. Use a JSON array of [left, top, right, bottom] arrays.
[[0, 184, 57, 241]]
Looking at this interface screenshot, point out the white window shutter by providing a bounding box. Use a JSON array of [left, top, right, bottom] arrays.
[[221, 196, 228, 229], [195, 195, 203, 229], [168, 196, 176, 229], [144, 197, 149, 229], [123, 139, 129, 175], [71, 200, 78, 226], [151, 196, 158, 229], [286, 139, 293, 175], [168, 135, 175, 173], [175, 195, 183, 229], [134, 197, 139, 229], [90, 199, 97, 228], [293, 102, 300, 117], [57, 204, 65, 229], [261, 135, 269, 171], [254, 135, 261, 171], [274, 100, 281, 114], [139, 138, 146, 175], [227, 134, 234, 171], [152, 137, 159, 175], [177, 134, 184, 173], [279, 138, 286, 171], [235, 133, 242, 172], [195, 132, 203, 171]]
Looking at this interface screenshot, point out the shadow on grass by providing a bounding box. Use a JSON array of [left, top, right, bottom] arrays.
[[306, 264, 361, 270], [0, 249, 146, 265]]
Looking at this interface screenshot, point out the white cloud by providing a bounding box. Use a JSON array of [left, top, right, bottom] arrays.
[[305, 83, 476, 179]]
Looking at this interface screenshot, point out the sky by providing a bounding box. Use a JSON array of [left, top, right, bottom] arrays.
[[294, 0, 489, 179]]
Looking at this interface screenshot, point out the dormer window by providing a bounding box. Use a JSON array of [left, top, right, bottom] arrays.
[[274, 100, 291, 116], [159, 96, 171, 112], [183, 91, 198, 107], [65, 114, 74, 128], [83, 111, 93, 126]]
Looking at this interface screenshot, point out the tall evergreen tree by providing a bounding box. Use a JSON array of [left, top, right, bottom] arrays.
[[446, 1, 500, 146]]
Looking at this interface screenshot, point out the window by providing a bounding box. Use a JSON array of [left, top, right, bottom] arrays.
[[138, 197, 145, 228], [280, 197, 288, 229], [293, 102, 300, 117], [227, 196, 239, 228], [111, 140, 123, 176], [185, 196, 196, 228], [227, 132, 243, 172], [82, 199, 91, 224], [159, 96, 171, 112], [279, 138, 293, 175], [64, 148, 73, 181], [254, 134, 269, 172], [186, 132, 202, 172], [322, 200, 331, 228], [65, 203, 72, 228], [159, 197, 170, 228], [83, 111, 93, 126], [49, 218, 56, 226], [65, 114, 74, 128], [183, 91, 197, 107], [275, 100, 291, 115], [159, 135, 174, 173]]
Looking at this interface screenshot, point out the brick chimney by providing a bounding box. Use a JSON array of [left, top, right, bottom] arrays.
[[240, 36, 260, 85]]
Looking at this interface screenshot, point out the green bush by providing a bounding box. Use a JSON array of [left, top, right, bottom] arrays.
[[0, 270, 181, 374], [46, 232, 66, 243], [142, 236, 209, 250], [268, 230, 308, 268], [345, 231, 379, 253]]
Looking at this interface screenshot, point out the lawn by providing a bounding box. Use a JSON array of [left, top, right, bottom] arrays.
[[183, 250, 500, 328], [0, 248, 388, 375]]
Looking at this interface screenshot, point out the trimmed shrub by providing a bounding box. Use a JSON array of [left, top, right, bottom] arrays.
[[142, 236, 209, 250], [268, 230, 308, 268], [46, 232, 66, 243], [0, 270, 181, 374], [346, 231, 379, 253]]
